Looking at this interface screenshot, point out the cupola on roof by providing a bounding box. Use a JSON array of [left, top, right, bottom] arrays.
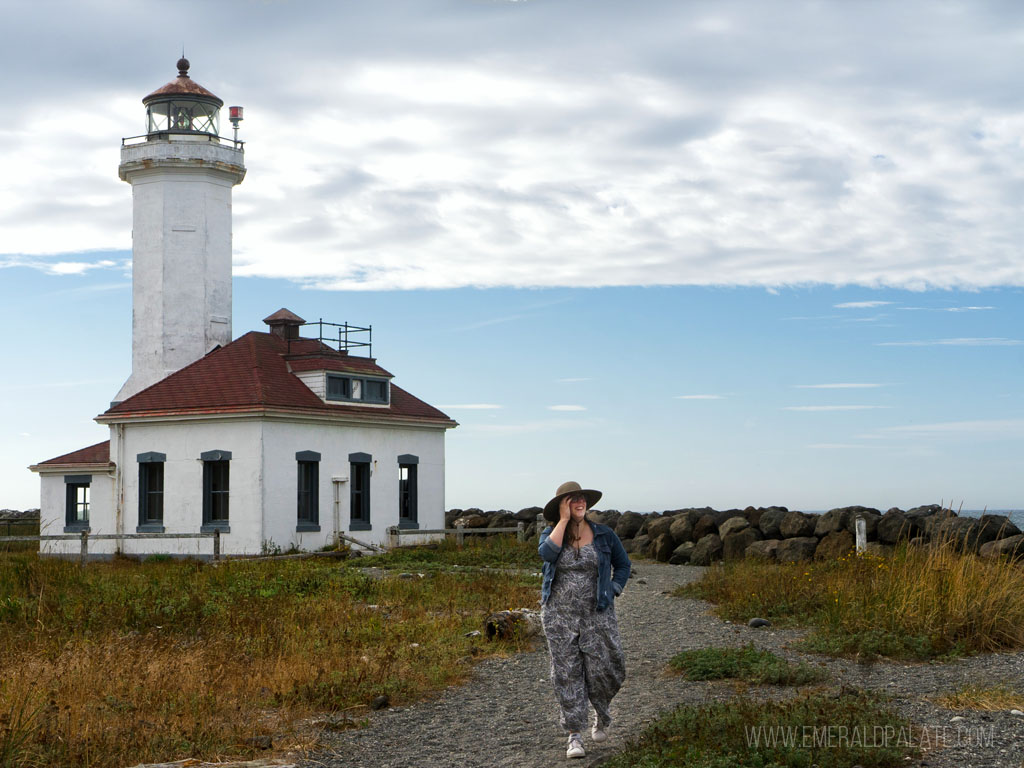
[[143, 57, 224, 108]]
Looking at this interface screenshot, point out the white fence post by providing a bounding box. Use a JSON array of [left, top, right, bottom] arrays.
[[79, 530, 88, 566], [855, 516, 867, 554], [387, 526, 400, 550], [456, 520, 465, 546], [517, 521, 525, 542]]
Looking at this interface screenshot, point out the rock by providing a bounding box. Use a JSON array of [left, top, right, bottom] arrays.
[[690, 533, 723, 566], [514, 506, 544, 521], [776, 537, 818, 563], [864, 541, 894, 557], [716, 509, 746, 526], [1010, 709, 1024, 717], [371, 694, 390, 710], [978, 514, 1021, 541], [588, 509, 620, 527], [905, 504, 943, 519], [718, 516, 750, 538], [748, 617, 771, 628], [615, 512, 645, 540], [949, 715, 967, 723], [844, 508, 881, 540], [445, 509, 463, 527], [693, 514, 719, 541], [744, 506, 763, 528], [815, 508, 851, 537], [815, 530, 854, 561], [745, 539, 780, 561], [669, 514, 697, 544], [668, 541, 695, 564], [487, 513, 516, 529], [919, 508, 958, 540], [722, 527, 762, 561], [935, 516, 983, 552], [484, 609, 543, 641], [757, 507, 788, 538], [979, 534, 1024, 561], [646, 515, 675, 541], [779, 511, 815, 538], [651, 532, 676, 562], [453, 513, 489, 529], [877, 509, 920, 544], [624, 533, 650, 555]]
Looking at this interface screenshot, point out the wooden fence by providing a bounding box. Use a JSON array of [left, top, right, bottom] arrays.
[[0, 516, 40, 537], [0, 529, 222, 564], [386, 519, 530, 549]]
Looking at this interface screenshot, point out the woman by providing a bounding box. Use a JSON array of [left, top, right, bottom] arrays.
[[538, 480, 631, 759]]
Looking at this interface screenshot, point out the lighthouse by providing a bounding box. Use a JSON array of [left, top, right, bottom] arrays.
[[114, 58, 246, 403], [32, 56, 456, 560]]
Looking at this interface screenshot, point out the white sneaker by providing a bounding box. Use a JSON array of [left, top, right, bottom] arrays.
[[592, 720, 609, 743], [566, 733, 586, 758]]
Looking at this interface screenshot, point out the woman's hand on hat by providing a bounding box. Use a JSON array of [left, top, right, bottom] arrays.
[[559, 495, 572, 523]]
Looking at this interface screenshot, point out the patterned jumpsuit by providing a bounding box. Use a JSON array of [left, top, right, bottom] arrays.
[[541, 542, 626, 733]]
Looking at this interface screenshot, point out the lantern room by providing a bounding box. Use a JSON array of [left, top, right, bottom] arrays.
[[142, 58, 224, 136]]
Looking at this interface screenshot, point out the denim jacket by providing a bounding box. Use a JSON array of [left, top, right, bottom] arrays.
[[538, 522, 631, 612]]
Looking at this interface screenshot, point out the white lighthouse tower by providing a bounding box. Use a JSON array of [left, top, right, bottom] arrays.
[[114, 58, 246, 403]]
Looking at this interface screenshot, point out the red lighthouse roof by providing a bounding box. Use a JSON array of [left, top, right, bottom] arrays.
[[143, 57, 224, 107]]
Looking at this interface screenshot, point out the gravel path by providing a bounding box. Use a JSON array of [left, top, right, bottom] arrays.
[[302, 563, 1024, 768]]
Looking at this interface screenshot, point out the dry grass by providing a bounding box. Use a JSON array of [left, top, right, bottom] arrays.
[[0, 550, 539, 767], [932, 684, 1024, 711], [679, 540, 1024, 660]]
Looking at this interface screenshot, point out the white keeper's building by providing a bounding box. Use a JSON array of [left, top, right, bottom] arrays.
[[29, 59, 456, 557]]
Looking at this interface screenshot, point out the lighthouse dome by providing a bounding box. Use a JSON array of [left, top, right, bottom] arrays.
[[142, 58, 224, 136]]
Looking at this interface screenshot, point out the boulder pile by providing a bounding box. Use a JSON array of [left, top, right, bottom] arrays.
[[446, 505, 1024, 564]]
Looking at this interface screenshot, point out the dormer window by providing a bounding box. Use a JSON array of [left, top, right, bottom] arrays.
[[327, 374, 389, 404]]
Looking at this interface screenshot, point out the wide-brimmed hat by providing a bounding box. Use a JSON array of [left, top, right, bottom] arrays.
[[542, 481, 602, 522]]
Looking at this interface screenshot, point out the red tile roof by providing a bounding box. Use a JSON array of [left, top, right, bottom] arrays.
[[287, 356, 393, 376], [100, 332, 454, 426], [36, 440, 111, 466]]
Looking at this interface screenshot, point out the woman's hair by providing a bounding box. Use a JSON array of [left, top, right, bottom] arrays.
[[564, 518, 581, 550], [563, 513, 588, 553]]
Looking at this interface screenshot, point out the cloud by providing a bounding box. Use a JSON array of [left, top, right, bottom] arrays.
[[865, 419, 1024, 439], [899, 306, 994, 312], [834, 301, 895, 309], [794, 383, 886, 389], [5, 3, 1024, 290], [784, 405, 892, 412], [0, 254, 125, 276], [547, 405, 587, 411], [674, 394, 725, 400], [435, 404, 503, 410], [806, 443, 869, 449], [876, 338, 1022, 347], [463, 418, 596, 434]]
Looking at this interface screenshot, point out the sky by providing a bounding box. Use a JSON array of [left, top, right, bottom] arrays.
[[1, 0, 1022, 514]]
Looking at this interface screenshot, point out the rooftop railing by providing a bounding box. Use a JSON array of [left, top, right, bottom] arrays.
[[122, 132, 245, 150]]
